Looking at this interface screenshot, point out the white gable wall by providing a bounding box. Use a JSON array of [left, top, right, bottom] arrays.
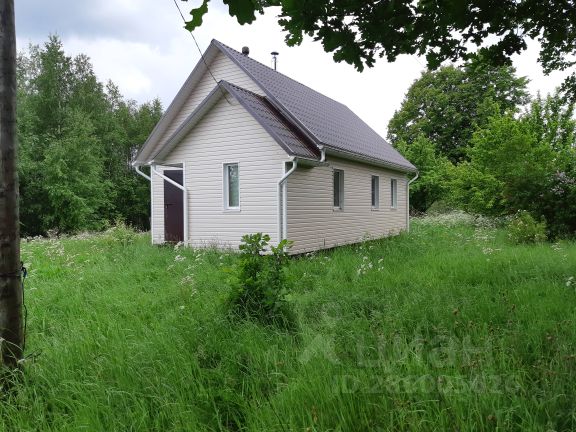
[[150, 51, 266, 244], [149, 51, 263, 161], [286, 157, 408, 254], [152, 95, 289, 248]]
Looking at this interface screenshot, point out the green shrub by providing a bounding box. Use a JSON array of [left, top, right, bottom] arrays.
[[425, 200, 454, 215], [105, 220, 138, 247], [508, 211, 547, 244], [227, 233, 296, 330]]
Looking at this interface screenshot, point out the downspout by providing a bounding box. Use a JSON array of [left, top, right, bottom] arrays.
[[277, 160, 298, 242], [151, 163, 189, 245], [319, 146, 326, 163], [133, 163, 151, 181], [406, 170, 419, 232], [132, 162, 153, 242]]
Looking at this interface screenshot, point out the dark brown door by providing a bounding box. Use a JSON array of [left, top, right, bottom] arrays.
[[164, 170, 184, 242]]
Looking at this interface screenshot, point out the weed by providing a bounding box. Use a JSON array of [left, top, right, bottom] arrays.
[[227, 233, 296, 331], [1, 218, 575, 431], [104, 220, 139, 246], [507, 210, 547, 244]]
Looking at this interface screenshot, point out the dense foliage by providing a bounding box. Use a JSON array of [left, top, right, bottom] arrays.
[[184, 0, 576, 97], [2, 218, 575, 430], [391, 61, 576, 237], [446, 93, 576, 237], [394, 136, 451, 211], [388, 62, 529, 162], [17, 36, 162, 236]]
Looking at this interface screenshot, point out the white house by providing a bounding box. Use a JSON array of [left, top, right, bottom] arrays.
[[133, 39, 417, 254]]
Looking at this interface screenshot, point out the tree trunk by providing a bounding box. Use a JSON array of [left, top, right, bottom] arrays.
[[0, 0, 22, 368]]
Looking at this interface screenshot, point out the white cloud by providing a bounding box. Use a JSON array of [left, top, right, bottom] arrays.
[[65, 38, 154, 96], [15, 0, 571, 139]]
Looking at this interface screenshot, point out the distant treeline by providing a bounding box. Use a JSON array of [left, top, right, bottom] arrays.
[[17, 36, 161, 236]]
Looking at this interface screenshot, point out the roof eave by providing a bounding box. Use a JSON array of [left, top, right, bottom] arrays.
[[221, 81, 319, 160], [324, 146, 417, 173], [133, 41, 221, 165], [213, 40, 322, 152], [152, 84, 226, 163], [150, 80, 319, 164]]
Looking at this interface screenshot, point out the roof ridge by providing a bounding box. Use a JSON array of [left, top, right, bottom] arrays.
[[212, 39, 415, 171], [212, 39, 348, 110]]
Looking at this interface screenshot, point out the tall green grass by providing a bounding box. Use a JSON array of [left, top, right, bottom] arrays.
[[2, 215, 575, 431]]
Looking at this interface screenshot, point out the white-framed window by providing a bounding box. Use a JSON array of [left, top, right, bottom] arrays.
[[390, 178, 398, 208], [371, 175, 379, 209], [223, 163, 240, 210], [333, 169, 344, 209]]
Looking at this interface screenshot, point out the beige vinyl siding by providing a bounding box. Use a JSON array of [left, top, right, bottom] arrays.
[[149, 52, 262, 160], [156, 95, 288, 249], [286, 157, 408, 254]]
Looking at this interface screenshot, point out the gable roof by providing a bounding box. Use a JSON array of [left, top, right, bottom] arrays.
[[213, 41, 415, 172], [223, 82, 319, 160], [135, 39, 415, 172], [153, 81, 320, 161]]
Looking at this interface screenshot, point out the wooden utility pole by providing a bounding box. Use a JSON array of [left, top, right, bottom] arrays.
[[0, 0, 23, 368]]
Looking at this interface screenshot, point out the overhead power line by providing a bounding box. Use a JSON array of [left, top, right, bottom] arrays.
[[170, 0, 232, 104]]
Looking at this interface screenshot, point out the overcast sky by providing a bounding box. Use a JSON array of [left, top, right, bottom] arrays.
[[15, 0, 571, 138]]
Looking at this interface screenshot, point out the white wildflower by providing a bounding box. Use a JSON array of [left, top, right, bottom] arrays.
[[174, 255, 186, 262], [180, 275, 194, 285]]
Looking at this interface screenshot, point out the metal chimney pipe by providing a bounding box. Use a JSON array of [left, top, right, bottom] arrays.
[[271, 51, 279, 70]]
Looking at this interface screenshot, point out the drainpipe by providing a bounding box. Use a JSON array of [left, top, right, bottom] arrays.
[[319, 146, 326, 163], [133, 163, 151, 181], [151, 163, 189, 245], [132, 162, 153, 241], [406, 170, 419, 232], [277, 160, 298, 242]]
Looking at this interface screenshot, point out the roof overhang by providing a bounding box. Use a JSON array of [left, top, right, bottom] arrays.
[[212, 40, 322, 150], [150, 84, 227, 163], [133, 43, 222, 165], [134, 39, 416, 172], [324, 146, 417, 174], [143, 80, 320, 165]]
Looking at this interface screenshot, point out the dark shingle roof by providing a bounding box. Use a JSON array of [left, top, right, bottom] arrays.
[[214, 40, 415, 172], [221, 81, 319, 160]]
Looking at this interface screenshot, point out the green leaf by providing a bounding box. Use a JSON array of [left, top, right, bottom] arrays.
[[184, 0, 209, 31], [223, 0, 259, 25]]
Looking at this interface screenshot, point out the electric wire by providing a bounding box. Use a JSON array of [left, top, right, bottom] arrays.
[[170, 0, 232, 104]]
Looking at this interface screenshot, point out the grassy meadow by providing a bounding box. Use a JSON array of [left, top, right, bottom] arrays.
[[1, 213, 576, 431]]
